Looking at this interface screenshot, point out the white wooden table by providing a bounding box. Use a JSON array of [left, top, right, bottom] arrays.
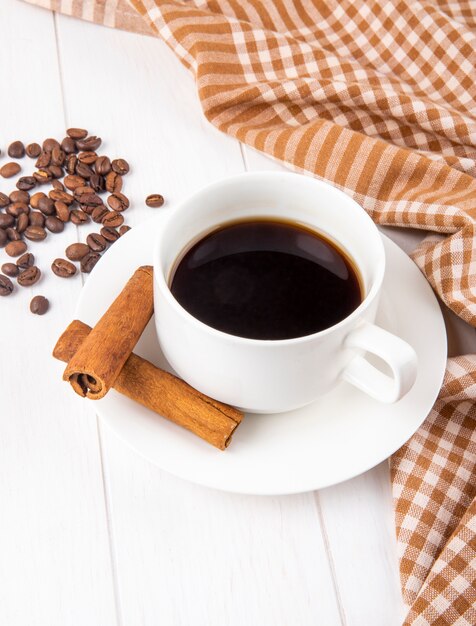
[[1, 2, 475, 625]]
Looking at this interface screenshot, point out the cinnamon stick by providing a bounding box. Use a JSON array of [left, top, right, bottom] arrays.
[[54, 320, 243, 450], [62, 265, 154, 399]]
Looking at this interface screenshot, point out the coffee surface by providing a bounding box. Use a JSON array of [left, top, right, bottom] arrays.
[[170, 219, 362, 340]]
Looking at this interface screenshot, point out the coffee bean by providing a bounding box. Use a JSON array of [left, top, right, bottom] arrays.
[[51, 258, 77, 278], [51, 146, 65, 166], [65, 242, 90, 261], [0, 213, 15, 228], [145, 194, 164, 208], [51, 179, 65, 191], [2, 263, 19, 277], [119, 225, 131, 236], [76, 136, 101, 151], [26, 143, 41, 158], [30, 192, 44, 209], [33, 168, 52, 184], [42, 138, 60, 152], [30, 295, 49, 315], [77, 151, 97, 165], [25, 225, 47, 241], [8, 140, 25, 159], [0, 192, 10, 207], [100, 226, 120, 243], [70, 209, 90, 225], [87, 233, 107, 252], [1, 162, 21, 178], [35, 151, 51, 168], [16, 213, 29, 234], [0, 274, 14, 296], [67, 128, 88, 140], [64, 174, 85, 191], [17, 253, 35, 269], [48, 165, 64, 179], [105, 171, 122, 193], [29, 211, 45, 227], [45, 216, 64, 233], [111, 158, 129, 175], [54, 201, 70, 222], [107, 193, 129, 212], [9, 190, 29, 204], [38, 196, 55, 215], [16, 176, 36, 191], [7, 202, 29, 218], [80, 251, 101, 273], [5, 240, 27, 257], [92, 206, 109, 223], [17, 265, 41, 287], [6, 227, 21, 241], [0, 230, 6, 247], [61, 137, 76, 154], [95, 156, 111, 175], [102, 211, 124, 228], [78, 193, 103, 208], [74, 185, 94, 198], [49, 189, 74, 205], [76, 162, 94, 179], [66, 154, 77, 174], [89, 173, 105, 192]]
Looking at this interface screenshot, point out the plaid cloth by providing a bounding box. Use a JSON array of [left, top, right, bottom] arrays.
[[23, 0, 476, 622]]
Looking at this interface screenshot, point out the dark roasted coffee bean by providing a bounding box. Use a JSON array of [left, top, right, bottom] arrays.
[[7, 202, 29, 217], [119, 225, 131, 236], [92, 206, 109, 223], [64, 174, 85, 191], [2, 263, 19, 277], [145, 194, 164, 208], [16, 213, 29, 234], [9, 190, 29, 204], [17, 265, 41, 287], [8, 140, 25, 159], [0, 274, 14, 296], [102, 211, 124, 228], [65, 242, 90, 261], [61, 136, 76, 154], [5, 240, 27, 257], [100, 226, 120, 243], [38, 196, 55, 215], [42, 138, 60, 152], [54, 201, 70, 222], [0, 213, 15, 228], [30, 192, 45, 209], [76, 162, 94, 179], [25, 225, 47, 241], [51, 146, 65, 166], [51, 258, 77, 278], [77, 192, 102, 207], [45, 216, 64, 233], [77, 151, 97, 164], [33, 169, 52, 184], [94, 156, 111, 175], [29, 211, 45, 227], [48, 165, 64, 179], [17, 176, 36, 191], [76, 136, 101, 151], [70, 209, 90, 225], [26, 143, 41, 158], [87, 233, 107, 252], [0, 229, 6, 247], [66, 154, 77, 174], [30, 295, 49, 315], [67, 128, 88, 140], [80, 251, 100, 273], [107, 193, 129, 212], [6, 228, 21, 241], [111, 158, 129, 175], [105, 171, 122, 193], [0, 162, 21, 178], [35, 150, 51, 168], [89, 173, 104, 192], [49, 189, 74, 205], [74, 185, 94, 198], [0, 193, 10, 207], [17, 253, 35, 269], [51, 179, 65, 191]]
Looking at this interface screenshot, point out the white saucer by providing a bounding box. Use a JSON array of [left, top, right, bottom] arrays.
[[76, 215, 447, 495]]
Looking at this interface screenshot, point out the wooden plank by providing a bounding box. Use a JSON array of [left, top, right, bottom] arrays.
[[0, 2, 117, 625]]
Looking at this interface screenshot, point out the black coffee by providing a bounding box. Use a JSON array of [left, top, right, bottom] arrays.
[[170, 219, 362, 340]]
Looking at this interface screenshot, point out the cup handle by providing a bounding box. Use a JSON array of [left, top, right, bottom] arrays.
[[341, 322, 418, 403]]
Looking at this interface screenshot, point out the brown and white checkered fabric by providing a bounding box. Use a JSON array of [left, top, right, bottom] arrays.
[[23, 0, 476, 621]]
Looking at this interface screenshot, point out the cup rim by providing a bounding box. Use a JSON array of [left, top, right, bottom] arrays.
[[153, 171, 385, 346]]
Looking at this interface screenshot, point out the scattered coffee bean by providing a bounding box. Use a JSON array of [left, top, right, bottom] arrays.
[[30, 295, 49, 315], [1, 162, 21, 178], [74, 185, 94, 199], [2, 263, 19, 277], [100, 226, 120, 243], [49, 189, 74, 205], [7, 202, 29, 218], [10, 190, 30, 204], [5, 240, 27, 257], [33, 168, 52, 184], [17, 265, 41, 287], [80, 251, 101, 273], [87, 233, 107, 252], [89, 173, 105, 192], [0, 274, 14, 296], [77, 151, 97, 165], [43, 138, 60, 152], [8, 140, 25, 159], [145, 193, 164, 208], [107, 193, 129, 212], [29, 211, 45, 227], [0, 213, 15, 228], [25, 225, 47, 241], [92, 206, 109, 223], [51, 258, 77, 278], [17, 253, 35, 269], [77, 192, 103, 207], [30, 192, 45, 209], [45, 216, 64, 234], [16, 213, 29, 234], [119, 225, 131, 236], [6, 228, 21, 241], [51, 146, 65, 167], [61, 136, 76, 154], [37, 196, 55, 216], [66, 154, 77, 174], [70, 209, 90, 225], [0, 192, 10, 207], [95, 156, 111, 175], [64, 174, 85, 191], [76, 161, 94, 179], [54, 201, 70, 222], [76, 136, 101, 151], [105, 171, 122, 193], [67, 128, 88, 140], [102, 211, 124, 228], [48, 165, 64, 179], [51, 179, 65, 191], [65, 242, 90, 261], [0, 230, 6, 247], [111, 158, 129, 175], [17, 176, 36, 191], [26, 143, 41, 158], [35, 151, 51, 168]]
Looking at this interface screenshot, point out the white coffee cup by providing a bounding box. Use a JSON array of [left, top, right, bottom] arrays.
[[153, 172, 417, 413]]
